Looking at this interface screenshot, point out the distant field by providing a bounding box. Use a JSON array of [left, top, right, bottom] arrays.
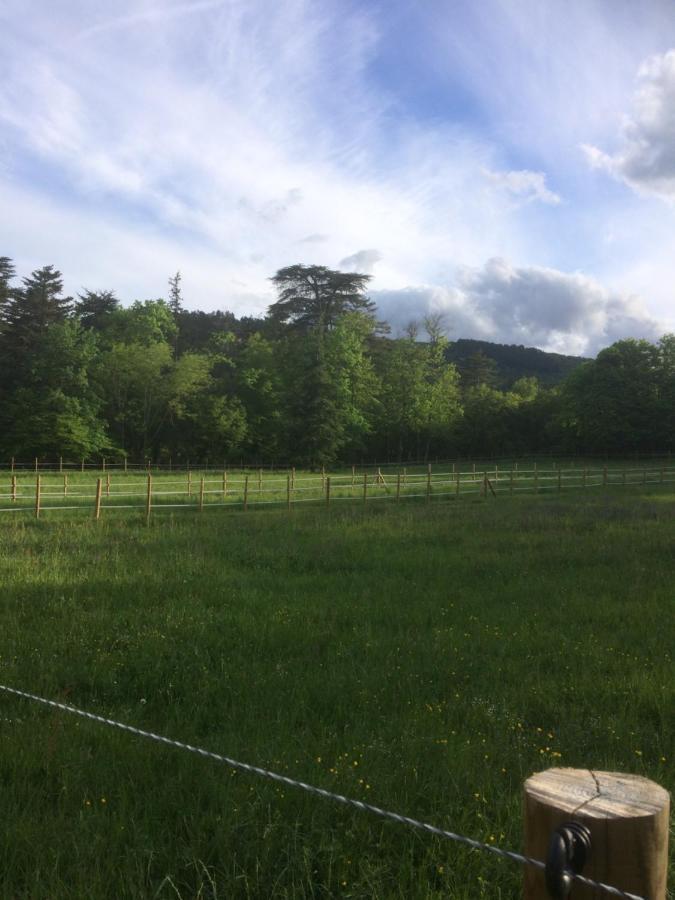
[[0, 488, 673, 898]]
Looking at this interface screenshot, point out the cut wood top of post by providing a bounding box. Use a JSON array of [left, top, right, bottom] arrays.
[[524, 767, 669, 819]]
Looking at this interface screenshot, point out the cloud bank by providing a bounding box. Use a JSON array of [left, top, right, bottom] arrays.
[[373, 258, 661, 356]]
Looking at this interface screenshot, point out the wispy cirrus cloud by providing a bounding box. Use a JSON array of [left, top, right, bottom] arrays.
[[0, 0, 673, 352]]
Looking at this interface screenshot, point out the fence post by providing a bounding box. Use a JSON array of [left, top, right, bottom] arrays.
[[363, 472, 368, 505], [145, 474, 152, 524], [63, 474, 68, 497], [106, 472, 111, 497], [59, 455, 63, 474], [326, 476, 331, 507], [10, 456, 14, 474], [321, 465, 326, 490], [11, 474, 17, 503], [291, 467, 296, 489], [396, 472, 401, 503], [258, 468, 262, 493], [523, 767, 669, 900], [403, 466, 407, 485], [81, 458, 85, 473], [223, 471, 227, 499], [351, 464, 355, 486], [34, 475, 41, 519], [243, 474, 249, 511], [94, 478, 102, 520], [286, 474, 292, 510], [102, 457, 106, 472], [199, 477, 205, 511], [188, 470, 192, 498], [124, 457, 128, 474]]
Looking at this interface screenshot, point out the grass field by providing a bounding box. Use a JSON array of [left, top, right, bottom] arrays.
[[0, 485, 673, 898]]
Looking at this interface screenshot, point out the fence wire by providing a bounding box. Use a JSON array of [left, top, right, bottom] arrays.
[[0, 683, 648, 900]]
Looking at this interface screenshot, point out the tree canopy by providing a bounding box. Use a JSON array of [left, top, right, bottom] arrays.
[[0, 255, 672, 464], [268, 265, 377, 333]]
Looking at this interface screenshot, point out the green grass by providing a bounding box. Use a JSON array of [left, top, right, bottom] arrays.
[[0, 487, 673, 898]]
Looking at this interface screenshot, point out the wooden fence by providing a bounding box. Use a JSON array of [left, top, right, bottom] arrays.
[[1, 463, 674, 521]]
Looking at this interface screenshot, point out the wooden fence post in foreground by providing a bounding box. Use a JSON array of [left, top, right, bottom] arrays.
[[145, 474, 152, 524], [523, 767, 669, 900], [34, 475, 41, 519], [94, 478, 102, 520]]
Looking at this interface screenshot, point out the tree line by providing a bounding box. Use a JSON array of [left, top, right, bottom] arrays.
[[0, 257, 673, 465]]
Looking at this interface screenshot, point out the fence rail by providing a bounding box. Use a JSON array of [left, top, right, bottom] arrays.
[[0, 463, 673, 521]]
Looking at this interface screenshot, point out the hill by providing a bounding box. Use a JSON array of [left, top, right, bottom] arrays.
[[445, 338, 588, 389]]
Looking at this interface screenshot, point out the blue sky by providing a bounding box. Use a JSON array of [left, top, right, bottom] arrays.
[[1, 0, 674, 354]]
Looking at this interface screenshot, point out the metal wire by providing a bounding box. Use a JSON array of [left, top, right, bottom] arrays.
[[0, 684, 647, 900]]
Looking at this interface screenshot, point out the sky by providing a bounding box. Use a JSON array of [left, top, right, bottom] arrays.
[[1, 0, 675, 356]]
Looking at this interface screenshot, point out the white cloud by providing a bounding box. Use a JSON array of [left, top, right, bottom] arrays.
[[373, 258, 662, 356], [339, 249, 383, 273], [482, 168, 561, 205], [583, 49, 675, 200]]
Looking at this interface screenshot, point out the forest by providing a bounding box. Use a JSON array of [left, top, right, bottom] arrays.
[[0, 258, 673, 465]]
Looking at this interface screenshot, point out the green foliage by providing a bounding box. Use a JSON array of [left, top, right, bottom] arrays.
[[268, 264, 376, 333], [562, 339, 665, 452], [0, 321, 108, 457], [0, 257, 672, 462], [75, 290, 120, 332]]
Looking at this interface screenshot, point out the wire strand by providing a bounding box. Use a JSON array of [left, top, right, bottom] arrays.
[[0, 684, 646, 900]]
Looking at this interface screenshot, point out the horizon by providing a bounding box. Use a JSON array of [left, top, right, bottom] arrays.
[[2, 0, 675, 355]]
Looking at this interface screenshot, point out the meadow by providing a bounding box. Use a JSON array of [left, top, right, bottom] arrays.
[[0, 482, 673, 898]]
